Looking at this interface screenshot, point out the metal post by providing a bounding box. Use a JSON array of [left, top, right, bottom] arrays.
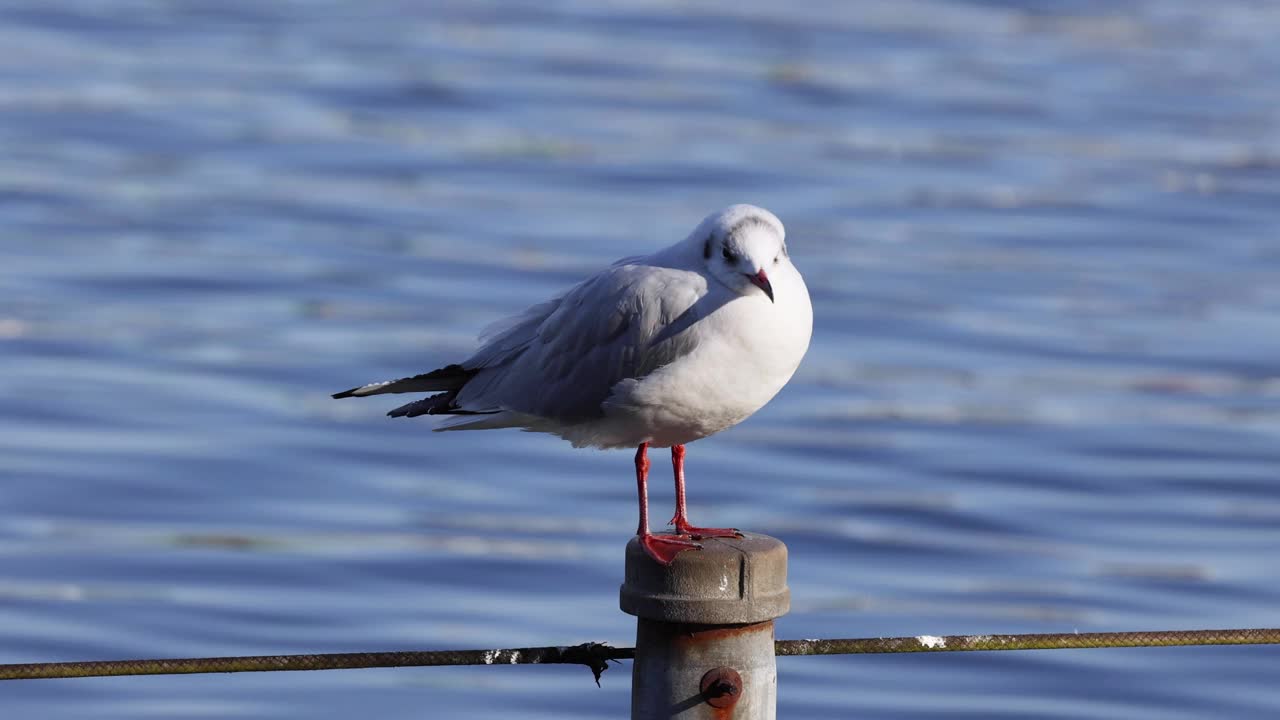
[[620, 532, 789, 719]]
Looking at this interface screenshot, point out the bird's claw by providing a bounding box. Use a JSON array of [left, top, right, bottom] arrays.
[[639, 533, 701, 565], [671, 520, 742, 540]]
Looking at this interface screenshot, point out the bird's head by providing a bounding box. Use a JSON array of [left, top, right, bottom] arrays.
[[697, 204, 787, 303]]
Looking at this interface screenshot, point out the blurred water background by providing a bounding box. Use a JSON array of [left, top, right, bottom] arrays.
[[2, 1, 1279, 717]]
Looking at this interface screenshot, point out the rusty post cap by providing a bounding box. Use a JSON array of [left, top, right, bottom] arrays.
[[619, 532, 789, 624]]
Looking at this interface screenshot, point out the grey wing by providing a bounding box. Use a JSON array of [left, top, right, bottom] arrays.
[[453, 264, 706, 422]]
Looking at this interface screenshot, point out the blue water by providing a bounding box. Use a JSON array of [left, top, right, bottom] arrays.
[[2, 1, 1279, 717]]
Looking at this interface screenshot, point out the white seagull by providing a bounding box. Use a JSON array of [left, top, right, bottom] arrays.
[[334, 204, 813, 564]]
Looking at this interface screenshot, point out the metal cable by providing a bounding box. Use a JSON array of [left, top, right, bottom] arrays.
[[2, 628, 1275, 684], [774, 627, 1280, 656], [0, 643, 632, 686]]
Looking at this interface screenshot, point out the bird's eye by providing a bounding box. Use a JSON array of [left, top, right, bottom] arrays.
[[721, 246, 737, 263], [773, 254, 780, 265]]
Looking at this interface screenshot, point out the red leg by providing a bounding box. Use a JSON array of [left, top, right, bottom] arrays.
[[635, 442, 699, 565], [669, 444, 741, 539]]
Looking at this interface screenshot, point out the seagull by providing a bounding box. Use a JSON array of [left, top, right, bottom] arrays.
[[333, 204, 813, 564]]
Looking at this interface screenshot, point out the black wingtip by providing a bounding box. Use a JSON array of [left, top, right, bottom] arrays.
[[332, 388, 360, 399]]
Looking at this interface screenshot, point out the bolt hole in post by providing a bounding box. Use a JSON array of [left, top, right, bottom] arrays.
[[621, 532, 788, 719], [700, 667, 743, 709]]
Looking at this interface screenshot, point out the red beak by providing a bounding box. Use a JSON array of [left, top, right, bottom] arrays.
[[746, 269, 774, 303]]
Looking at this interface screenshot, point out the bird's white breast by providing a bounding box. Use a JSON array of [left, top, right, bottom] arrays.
[[598, 259, 812, 448]]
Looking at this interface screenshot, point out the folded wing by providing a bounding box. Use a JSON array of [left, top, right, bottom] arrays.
[[453, 263, 707, 423]]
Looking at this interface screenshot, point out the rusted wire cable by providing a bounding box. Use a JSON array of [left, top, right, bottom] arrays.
[[2, 628, 1275, 684], [0, 643, 631, 686], [774, 627, 1280, 656]]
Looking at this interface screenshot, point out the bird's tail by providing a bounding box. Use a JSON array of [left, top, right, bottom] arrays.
[[331, 364, 475, 399]]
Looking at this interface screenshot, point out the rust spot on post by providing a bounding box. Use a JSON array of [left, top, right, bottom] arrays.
[[673, 621, 772, 649], [700, 666, 742, 711]]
